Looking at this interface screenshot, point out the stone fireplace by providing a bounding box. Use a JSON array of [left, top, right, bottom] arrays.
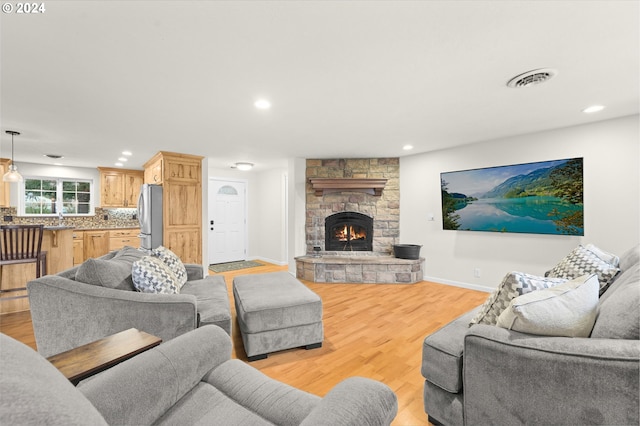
[[296, 158, 424, 284], [304, 158, 400, 255]]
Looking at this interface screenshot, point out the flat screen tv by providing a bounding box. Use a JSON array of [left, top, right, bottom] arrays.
[[440, 158, 583, 235]]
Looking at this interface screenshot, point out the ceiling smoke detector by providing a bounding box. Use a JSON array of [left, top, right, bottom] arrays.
[[506, 68, 558, 88]]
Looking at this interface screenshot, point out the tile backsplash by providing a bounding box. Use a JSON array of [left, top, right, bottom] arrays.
[[0, 207, 139, 229]]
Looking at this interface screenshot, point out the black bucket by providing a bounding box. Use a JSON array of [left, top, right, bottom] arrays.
[[393, 244, 422, 260]]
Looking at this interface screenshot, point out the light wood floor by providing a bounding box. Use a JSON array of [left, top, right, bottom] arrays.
[[0, 261, 488, 426]]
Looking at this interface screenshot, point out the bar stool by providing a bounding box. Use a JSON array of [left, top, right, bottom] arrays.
[[0, 225, 47, 299]]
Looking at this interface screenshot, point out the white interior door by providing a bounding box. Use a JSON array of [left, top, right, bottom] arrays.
[[208, 179, 247, 264]]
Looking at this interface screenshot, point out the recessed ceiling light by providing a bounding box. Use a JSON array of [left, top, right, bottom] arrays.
[[403, 144, 414, 151], [118, 157, 128, 162], [254, 99, 271, 110], [115, 162, 123, 167], [582, 105, 605, 113], [122, 151, 132, 156]]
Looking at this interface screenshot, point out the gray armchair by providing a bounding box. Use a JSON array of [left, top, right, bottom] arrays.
[[0, 325, 398, 425], [27, 247, 231, 357], [422, 245, 640, 425]]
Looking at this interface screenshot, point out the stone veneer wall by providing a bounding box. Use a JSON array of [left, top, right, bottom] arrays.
[[305, 158, 399, 255]]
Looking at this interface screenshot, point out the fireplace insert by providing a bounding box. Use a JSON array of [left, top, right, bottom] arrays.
[[325, 212, 373, 251]]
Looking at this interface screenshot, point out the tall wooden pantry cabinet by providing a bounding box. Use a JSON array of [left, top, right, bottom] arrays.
[[143, 151, 203, 264]]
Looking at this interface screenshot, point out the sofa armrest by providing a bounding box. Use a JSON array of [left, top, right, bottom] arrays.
[[184, 263, 205, 281], [27, 276, 198, 357], [79, 325, 232, 425], [464, 324, 640, 426], [300, 377, 398, 426]]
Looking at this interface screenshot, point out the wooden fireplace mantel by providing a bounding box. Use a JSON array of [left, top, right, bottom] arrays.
[[309, 178, 388, 196]]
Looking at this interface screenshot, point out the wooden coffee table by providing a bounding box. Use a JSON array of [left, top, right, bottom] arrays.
[[47, 328, 162, 385]]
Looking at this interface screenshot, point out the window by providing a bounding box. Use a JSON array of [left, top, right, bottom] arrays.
[[22, 178, 94, 216]]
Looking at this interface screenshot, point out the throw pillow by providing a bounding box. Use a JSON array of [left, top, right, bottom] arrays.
[[151, 246, 188, 289], [76, 258, 135, 291], [132, 256, 179, 294], [469, 271, 568, 326], [546, 245, 620, 294], [585, 243, 620, 267], [496, 274, 599, 337]]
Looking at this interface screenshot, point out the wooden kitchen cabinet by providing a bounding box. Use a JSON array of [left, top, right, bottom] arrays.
[[143, 152, 203, 264], [73, 231, 84, 265], [83, 230, 110, 259], [98, 168, 144, 208], [144, 157, 163, 184], [0, 158, 11, 207], [109, 229, 140, 251]]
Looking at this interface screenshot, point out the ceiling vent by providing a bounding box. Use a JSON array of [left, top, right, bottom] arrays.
[[507, 68, 558, 88]]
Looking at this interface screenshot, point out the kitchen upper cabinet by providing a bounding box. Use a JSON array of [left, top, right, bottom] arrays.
[[0, 158, 11, 207], [144, 157, 163, 184], [98, 168, 144, 208]]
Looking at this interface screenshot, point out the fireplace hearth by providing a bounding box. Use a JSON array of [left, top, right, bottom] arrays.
[[325, 212, 373, 251]]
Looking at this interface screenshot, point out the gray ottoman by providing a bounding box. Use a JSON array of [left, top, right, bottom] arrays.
[[233, 272, 323, 361]]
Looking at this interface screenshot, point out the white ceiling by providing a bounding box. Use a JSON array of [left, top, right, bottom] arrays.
[[1, 1, 638, 172]]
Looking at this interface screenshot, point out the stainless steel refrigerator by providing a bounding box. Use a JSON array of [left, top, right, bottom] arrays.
[[138, 184, 163, 250]]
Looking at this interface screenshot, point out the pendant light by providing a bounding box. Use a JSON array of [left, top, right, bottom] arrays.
[[3, 130, 24, 182]]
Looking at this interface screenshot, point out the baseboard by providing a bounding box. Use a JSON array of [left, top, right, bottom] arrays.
[[423, 275, 493, 293]]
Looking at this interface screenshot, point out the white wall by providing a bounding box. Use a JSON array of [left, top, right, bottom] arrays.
[[288, 157, 307, 275], [249, 168, 288, 264], [400, 115, 640, 292]]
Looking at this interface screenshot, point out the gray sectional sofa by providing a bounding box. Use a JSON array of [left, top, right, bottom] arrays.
[[421, 245, 640, 425], [1, 324, 398, 425], [27, 246, 231, 357]]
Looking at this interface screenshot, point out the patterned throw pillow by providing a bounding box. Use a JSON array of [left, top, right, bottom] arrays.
[[545, 245, 620, 294], [469, 271, 568, 326], [151, 246, 188, 289], [132, 256, 179, 294]]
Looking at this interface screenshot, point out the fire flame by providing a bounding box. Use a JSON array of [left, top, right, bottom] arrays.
[[335, 225, 366, 241]]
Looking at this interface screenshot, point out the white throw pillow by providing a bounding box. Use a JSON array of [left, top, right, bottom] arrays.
[[469, 271, 568, 326], [496, 274, 599, 337], [132, 256, 179, 294]]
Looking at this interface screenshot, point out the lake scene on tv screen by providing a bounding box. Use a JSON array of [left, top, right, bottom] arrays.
[[440, 158, 584, 235]]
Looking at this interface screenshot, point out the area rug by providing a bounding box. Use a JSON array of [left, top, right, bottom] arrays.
[[209, 260, 263, 273]]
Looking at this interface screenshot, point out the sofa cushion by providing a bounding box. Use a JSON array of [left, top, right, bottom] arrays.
[[618, 245, 640, 272], [132, 256, 179, 294], [591, 263, 639, 339], [422, 308, 480, 393], [546, 244, 620, 294], [152, 246, 188, 289], [496, 274, 599, 337], [0, 333, 108, 426], [181, 275, 232, 334], [469, 271, 567, 326], [75, 246, 145, 290]]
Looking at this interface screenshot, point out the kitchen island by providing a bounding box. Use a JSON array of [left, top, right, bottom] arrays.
[[0, 226, 74, 314]]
